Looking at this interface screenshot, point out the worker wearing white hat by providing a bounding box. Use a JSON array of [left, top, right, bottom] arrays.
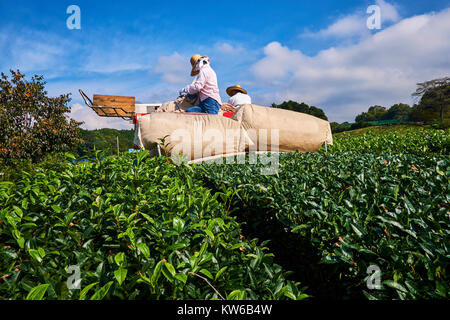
[[179, 54, 222, 114]]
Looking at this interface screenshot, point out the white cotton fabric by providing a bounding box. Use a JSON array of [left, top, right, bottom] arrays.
[[228, 92, 252, 106]]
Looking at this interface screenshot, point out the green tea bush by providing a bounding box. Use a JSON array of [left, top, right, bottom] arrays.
[[331, 127, 449, 155], [196, 152, 449, 299], [0, 152, 69, 182], [0, 151, 307, 300]]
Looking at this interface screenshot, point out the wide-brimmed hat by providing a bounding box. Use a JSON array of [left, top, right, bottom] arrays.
[[190, 54, 205, 76], [226, 84, 247, 96]]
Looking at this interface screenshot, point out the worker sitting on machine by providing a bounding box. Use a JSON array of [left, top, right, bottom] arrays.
[[179, 54, 222, 114], [220, 84, 251, 117], [226, 84, 251, 107]]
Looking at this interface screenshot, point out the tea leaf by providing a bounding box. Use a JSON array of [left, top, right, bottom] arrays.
[[26, 284, 49, 300], [79, 282, 99, 300], [114, 268, 127, 286], [137, 243, 150, 259], [90, 281, 113, 300]]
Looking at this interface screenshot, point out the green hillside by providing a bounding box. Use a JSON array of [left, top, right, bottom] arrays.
[[334, 124, 438, 137], [77, 128, 135, 157]]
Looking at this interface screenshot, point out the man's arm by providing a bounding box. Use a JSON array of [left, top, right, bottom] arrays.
[[184, 70, 206, 94]]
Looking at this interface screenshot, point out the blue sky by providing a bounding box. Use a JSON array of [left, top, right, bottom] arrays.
[[1, 0, 449, 129]]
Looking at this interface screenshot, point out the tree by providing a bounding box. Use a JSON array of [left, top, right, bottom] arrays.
[[330, 122, 340, 133], [355, 105, 387, 122], [309, 106, 328, 121], [412, 77, 450, 121], [77, 128, 135, 157], [0, 70, 83, 163], [350, 121, 371, 130], [330, 121, 352, 133], [355, 112, 369, 122], [273, 100, 328, 120], [385, 103, 411, 120]]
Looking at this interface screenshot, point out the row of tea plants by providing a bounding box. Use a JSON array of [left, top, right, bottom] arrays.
[[196, 151, 449, 299], [330, 126, 449, 155], [0, 151, 308, 300]]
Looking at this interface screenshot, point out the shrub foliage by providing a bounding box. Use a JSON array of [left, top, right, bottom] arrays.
[[197, 151, 449, 299], [0, 70, 82, 163], [0, 151, 307, 300]]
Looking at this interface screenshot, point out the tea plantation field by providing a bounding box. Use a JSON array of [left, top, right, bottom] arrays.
[[0, 126, 449, 300]]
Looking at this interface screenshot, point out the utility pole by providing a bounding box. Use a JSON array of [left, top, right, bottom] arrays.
[[116, 136, 119, 156]]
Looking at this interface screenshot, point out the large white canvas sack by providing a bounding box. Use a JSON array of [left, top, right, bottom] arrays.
[[232, 104, 333, 153], [157, 96, 195, 113], [136, 113, 253, 161]]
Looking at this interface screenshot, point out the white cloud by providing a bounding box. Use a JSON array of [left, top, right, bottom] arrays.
[[377, 0, 401, 23], [214, 42, 245, 55], [301, 0, 400, 39], [83, 61, 146, 74], [80, 39, 152, 74], [251, 8, 450, 122], [309, 14, 368, 38], [0, 25, 161, 76], [153, 52, 190, 84], [251, 42, 309, 80], [69, 103, 133, 130], [0, 27, 73, 73]]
